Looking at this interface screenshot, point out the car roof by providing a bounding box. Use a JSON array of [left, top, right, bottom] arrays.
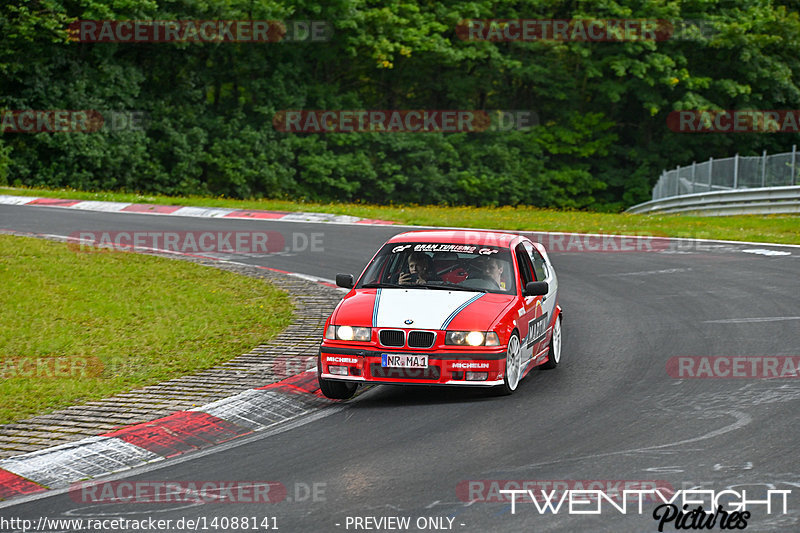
[[386, 230, 522, 248]]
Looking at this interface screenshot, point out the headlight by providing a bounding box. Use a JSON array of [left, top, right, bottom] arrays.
[[465, 331, 485, 346], [446, 331, 498, 346], [485, 332, 500, 346], [325, 325, 371, 342]]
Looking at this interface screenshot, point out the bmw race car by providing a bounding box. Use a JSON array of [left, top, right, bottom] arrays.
[[317, 230, 562, 399]]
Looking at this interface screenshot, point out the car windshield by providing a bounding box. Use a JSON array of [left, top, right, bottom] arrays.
[[357, 242, 516, 294]]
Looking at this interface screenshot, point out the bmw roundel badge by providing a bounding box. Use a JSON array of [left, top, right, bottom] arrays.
[[404, 319, 414, 325]]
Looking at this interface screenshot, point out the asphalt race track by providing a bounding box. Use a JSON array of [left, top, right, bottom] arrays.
[[1, 204, 799, 532]]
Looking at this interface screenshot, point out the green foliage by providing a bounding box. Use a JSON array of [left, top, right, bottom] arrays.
[[2, 0, 800, 209]]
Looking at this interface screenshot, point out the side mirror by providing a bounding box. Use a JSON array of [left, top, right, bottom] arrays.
[[336, 273, 354, 289], [524, 281, 548, 297]]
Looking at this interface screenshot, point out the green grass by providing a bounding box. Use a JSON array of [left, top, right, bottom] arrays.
[[0, 235, 293, 424], [1, 185, 799, 245]]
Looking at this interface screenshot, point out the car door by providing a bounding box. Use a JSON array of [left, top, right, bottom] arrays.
[[513, 243, 544, 366], [524, 241, 557, 360]]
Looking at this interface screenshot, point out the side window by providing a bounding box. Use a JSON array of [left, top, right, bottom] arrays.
[[375, 251, 404, 284], [525, 243, 548, 281], [367, 252, 393, 284], [515, 244, 535, 289]]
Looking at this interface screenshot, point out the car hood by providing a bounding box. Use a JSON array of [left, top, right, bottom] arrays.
[[333, 288, 515, 331]]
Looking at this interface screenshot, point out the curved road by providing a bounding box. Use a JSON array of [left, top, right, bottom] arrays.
[[1, 204, 799, 532]]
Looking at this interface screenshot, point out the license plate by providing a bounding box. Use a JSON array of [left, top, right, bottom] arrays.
[[381, 354, 428, 369]]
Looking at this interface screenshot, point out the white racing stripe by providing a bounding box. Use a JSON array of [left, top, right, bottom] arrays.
[[374, 289, 483, 329]]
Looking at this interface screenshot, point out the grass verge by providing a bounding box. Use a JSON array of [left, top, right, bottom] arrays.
[[1, 185, 799, 245], [0, 234, 293, 424]]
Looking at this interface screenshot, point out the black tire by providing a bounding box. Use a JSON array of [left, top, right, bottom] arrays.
[[318, 377, 358, 399], [493, 332, 522, 396], [317, 355, 358, 399], [541, 315, 562, 370]]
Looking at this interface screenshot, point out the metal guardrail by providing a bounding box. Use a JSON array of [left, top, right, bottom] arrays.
[[651, 147, 799, 200], [626, 185, 800, 215], [627, 147, 800, 215]]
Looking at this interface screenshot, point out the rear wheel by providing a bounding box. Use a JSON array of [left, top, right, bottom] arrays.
[[495, 333, 522, 395], [317, 355, 358, 399], [541, 315, 562, 370]]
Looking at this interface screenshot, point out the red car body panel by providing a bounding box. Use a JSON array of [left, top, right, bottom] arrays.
[[319, 230, 562, 388]]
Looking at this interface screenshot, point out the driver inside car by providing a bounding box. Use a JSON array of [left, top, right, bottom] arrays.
[[399, 252, 438, 285], [474, 256, 506, 290]]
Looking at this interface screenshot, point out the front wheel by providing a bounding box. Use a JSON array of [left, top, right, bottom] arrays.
[[495, 332, 522, 396], [317, 354, 358, 399], [318, 377, 358, 399], [541, 315, 562, 370]]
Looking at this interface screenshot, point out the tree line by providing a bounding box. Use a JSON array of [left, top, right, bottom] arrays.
[[2, 0, 799, 210]]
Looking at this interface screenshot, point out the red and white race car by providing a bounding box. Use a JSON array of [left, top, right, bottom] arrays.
[[317, 230, 562, 399]]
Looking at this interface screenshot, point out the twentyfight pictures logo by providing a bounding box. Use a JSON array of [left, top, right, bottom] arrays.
[[462, 480, 792, 530], [272, 110, 537, 133], [496, 487, 790, 525], [667, 356, 800, 379], [69, 20, 331, 43]]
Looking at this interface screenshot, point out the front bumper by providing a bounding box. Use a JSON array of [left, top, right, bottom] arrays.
[[319, 346, 507, 386]]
